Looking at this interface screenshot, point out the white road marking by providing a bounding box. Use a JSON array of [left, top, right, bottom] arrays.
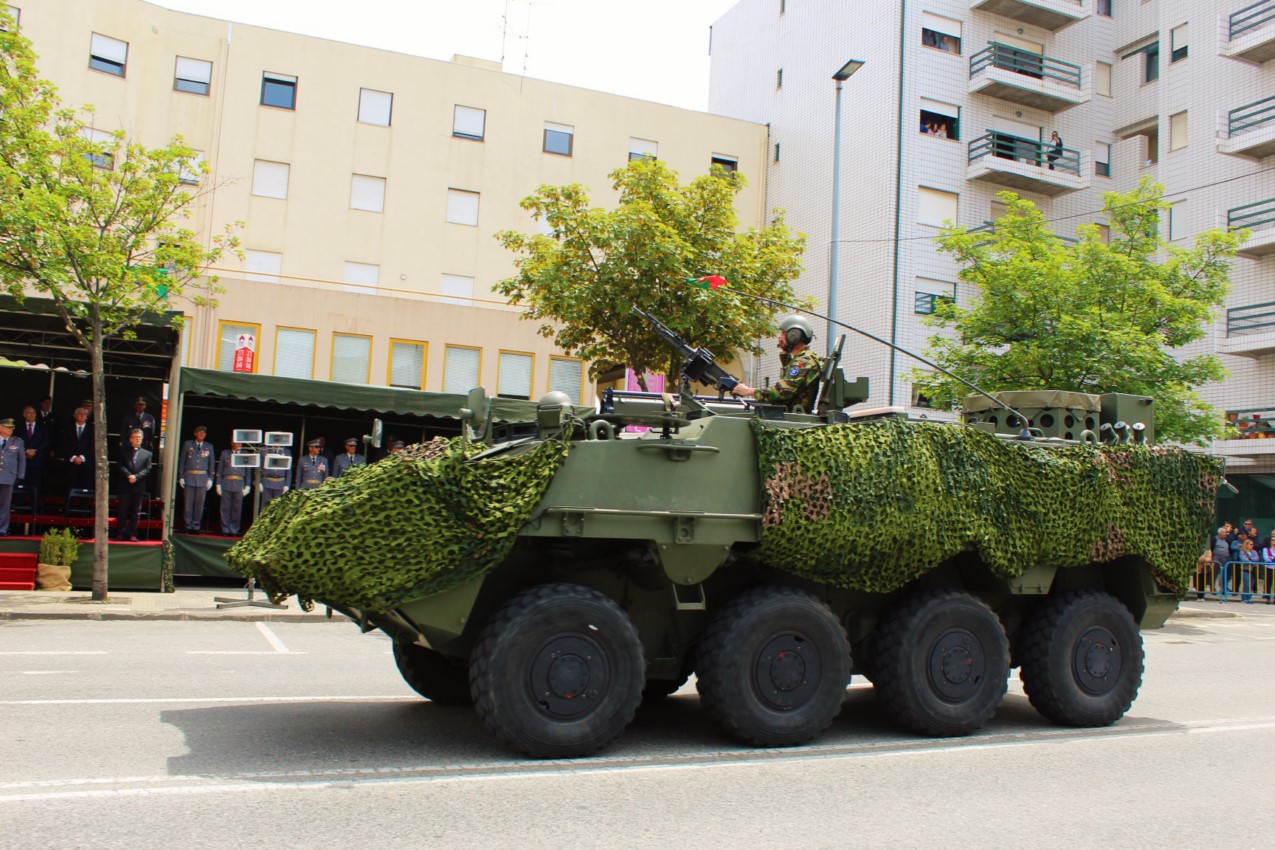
[[0, 695, 409, 706], [255, 621, 294, 654], [20, 671, 77, 675], [186, 651, 302, 656]]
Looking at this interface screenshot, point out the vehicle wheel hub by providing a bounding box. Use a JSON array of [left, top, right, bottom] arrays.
[[928, 628, 986, 702], [754, 634, 820, 711], [530, 634, 608, 718], [1073, 626, 1120, 695]]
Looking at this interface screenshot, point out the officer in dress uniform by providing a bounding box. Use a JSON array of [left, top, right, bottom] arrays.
[[0, 418, 26, 537], [119, 397, 157, 451], [216, 439, 251, 536], [259, 446, 291, 509], [331, 437, 365, 478], [728, 315, 824, 413], [295, 439, 329, 490], [178, 425, 215, 532]]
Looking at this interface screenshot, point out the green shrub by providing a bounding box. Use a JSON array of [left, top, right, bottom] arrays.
[[38, 529, 80, 567]]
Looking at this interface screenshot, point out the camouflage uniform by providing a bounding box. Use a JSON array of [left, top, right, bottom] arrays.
[[753, 348, 823, 412]]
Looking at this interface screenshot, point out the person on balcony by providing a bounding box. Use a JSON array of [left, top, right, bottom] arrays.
[[1046, 131, 1064, 170]]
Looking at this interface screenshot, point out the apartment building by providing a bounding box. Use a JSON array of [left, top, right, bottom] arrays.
[[709, 0, 1275, 488], [10, 0, 770, 405]]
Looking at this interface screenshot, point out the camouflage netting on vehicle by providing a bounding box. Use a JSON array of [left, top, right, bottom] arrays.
[[225, 435, 573, 613], [752, 418, 1222, 594]]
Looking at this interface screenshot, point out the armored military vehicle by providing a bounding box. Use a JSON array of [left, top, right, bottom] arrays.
[[228, 320, 1221, 759]]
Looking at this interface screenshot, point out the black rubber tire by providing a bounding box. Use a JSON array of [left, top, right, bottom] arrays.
[[392, 641, 473, 706], [1018, 590, 1143, 727], [873, 589, 1010, 737], [469, 583, 644, 759], [695, 586, 851, 748]]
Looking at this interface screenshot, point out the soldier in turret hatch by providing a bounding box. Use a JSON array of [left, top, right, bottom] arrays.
[[729, 315, 823, 413]]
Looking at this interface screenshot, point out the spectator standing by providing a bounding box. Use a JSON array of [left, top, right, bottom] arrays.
[[1240, 518, 1261, 548], [215, 440, 250, 536], [115, 428, 151, 541], [0, 418, 25, 536], [17, 405, 50, 509], [332, 438, 365, 478], [1238, 538, 1261, 603], [1262, 534, 1275, 602], [1212, 527, 1231, 596], [178, 425, 215, 532], [61, 407, 94, 494]]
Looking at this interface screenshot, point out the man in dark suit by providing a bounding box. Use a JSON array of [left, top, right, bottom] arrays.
[[17, 405, 51, 509], [116, 428, 152, 541], [62, 406, 94, 494], [119, 397, 157, 451]]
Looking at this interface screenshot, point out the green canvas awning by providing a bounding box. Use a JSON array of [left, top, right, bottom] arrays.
[[179, 367, 581, 423]]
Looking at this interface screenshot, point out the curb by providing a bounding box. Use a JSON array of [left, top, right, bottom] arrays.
[[0, 609, 339, 623]]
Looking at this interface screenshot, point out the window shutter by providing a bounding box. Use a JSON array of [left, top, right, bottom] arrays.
[[252, 161, 290, 198], [919, 98, 958, 119], [358, 89, 392, 126], [629, 138, 658, 159], [332, 335, 370, 384], [444, 347, 481, 394], [454, 106, 486, 139], [445, 189, 480, 225], [920, 13, 960, 39], [549, 358, 583, 403], [176, 57, 212, 83], [390, 341, 425, 389], [350, 175, 386, 212], [440, 274, 474, 305], [917, 187, 958, 227], [498, 352, 533, 398], [244, 250, 282, 283], [274, 329, 315, 379], [91, 33, 127, 63], [343, 262, 379, 294]]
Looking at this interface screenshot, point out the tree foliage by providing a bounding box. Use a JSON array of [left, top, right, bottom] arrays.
[[495, 159, 807, 387], [0, 14, 237, 598], [914, 180, 1244, 445]]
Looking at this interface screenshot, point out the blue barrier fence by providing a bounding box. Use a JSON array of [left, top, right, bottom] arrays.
[[1192, 559, 1275, 602]]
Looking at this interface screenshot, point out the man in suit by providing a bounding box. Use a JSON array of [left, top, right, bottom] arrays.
[[17, 405, 50, 510], [62, 407, 94, 495], [295, 439, 329, 490], [116, 428, 152, 541], [216, 439, 251, 536], [259, 446, 291, 509], [0, 418, 26, 536], [331, 437, 365, 478], [119, 397, 157, 451], [178, 425, 215, 532]]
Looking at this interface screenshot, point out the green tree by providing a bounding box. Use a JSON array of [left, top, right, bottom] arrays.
[[0, 14, 237, 600], [914, 180, 1245, 444], [495, 159, 807, 389]]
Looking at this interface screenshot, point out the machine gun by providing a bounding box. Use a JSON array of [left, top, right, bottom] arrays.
[[631, 306, 741, 396]]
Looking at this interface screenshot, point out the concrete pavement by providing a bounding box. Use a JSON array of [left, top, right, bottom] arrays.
[[0, 583, 333, 622]]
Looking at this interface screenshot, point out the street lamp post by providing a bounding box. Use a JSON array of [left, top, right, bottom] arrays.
[[827, 59, 865, 355]]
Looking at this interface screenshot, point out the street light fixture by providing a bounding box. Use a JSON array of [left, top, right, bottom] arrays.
[[827, 58, 865, 354]]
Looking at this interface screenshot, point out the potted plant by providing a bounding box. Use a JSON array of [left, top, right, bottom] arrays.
[[36, 528, 78, 591]]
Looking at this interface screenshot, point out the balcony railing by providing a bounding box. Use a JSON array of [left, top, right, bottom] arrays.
[[1226, 407, 1275, 439], [968, 132, 1081, 175], [914, 293, 955, 315], [1231, 0, 1275, 39], [968, 220, 1078, 245], [1230, 95, 1275, 135], [970, 43, 1082, 89], [1229, 198, 1275, 231], [1228, 301, 1275, 336]]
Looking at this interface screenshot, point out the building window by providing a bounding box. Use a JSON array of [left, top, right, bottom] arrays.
[[350, 174, 386, 212], [251, 160, 290, 199], [911, 385, 933, 409], [914, 280, 956, 315], [919, 98, 959, 140], [440, 273, 474, 305], [388, 339, 426, 389], [342, 262, 379, 295], [1171, 25, 1188, 62], [1096, 223, 1110, 244], [774, 143, 781, 162], [1144, 43, 1159, 82], [174, 57, 212, 95], [357, 88, 392, 126], [1097, 0, 1111, 17], [544, 122, 574, 156], [629, 138, 658, 161], [711, 154, 738, 174], [1095, 143, 1111, 177], [1095, 61, 1112, 97], [83, 128, 114, 170], [178, 151, 203, 185], [443, 345, 482, 394], [217, 322, 260, 372], [920, 13, 962, 55], [274, 327, 316, 379], [497, 351, 534, 400], [244, 249, 282, 284], [445, 189, 480, 226], [1168, 203, 1182, 241], [549, 357, 584, 404], [776, 68, 783, 88], [917, 187, 958, 227], [331, 334, 372, 384], [454, 105, 486, 141], [89, 33, 127, 77], [1, 6, 20, 31], [1169, 111, 1188, 150], [261, 72, 298, 109]]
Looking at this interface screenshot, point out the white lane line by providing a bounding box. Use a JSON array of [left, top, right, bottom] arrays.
[[0, 695, 409, 706], [20, 671, 77, 675], [0, 651, 107, 656], [255, 622, 294, 654], [187, 651, 297, 656]]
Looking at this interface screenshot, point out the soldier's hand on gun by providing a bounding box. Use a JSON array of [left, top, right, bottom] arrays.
[[715, 374, 739, 394]]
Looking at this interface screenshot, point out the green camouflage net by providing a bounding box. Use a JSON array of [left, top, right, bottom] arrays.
[[752, 418, 1223, 594], [225, 434, 572, 612]]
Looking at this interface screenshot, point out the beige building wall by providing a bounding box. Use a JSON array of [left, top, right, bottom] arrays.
[[14, 0, 770, 403]]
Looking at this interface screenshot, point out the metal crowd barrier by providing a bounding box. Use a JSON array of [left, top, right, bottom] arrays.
[[1191, 560, 1275, 603]]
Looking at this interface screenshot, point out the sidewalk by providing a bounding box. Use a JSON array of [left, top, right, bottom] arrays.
[[0, 584, 335, 622]]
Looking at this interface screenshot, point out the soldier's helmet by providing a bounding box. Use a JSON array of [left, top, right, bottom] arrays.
[[777, 314, 815, 346]]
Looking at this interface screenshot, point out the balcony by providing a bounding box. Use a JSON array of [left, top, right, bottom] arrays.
[[966, 132, 1088, 196], [1229, 198, 1275, 257], [1215, 407, 1275, 458], [1221, 0, 1275, 63], [1219, 96, 1275, 159], [1222, 302, 1275, 358], [969, 0, 1088, 32], [969, 43, 1088, 112], [968, 220, 1078, 246]]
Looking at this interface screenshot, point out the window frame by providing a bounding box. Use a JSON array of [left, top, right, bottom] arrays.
[[387, 338, 428, 390], [174, 56, 212, 96], [1095, 142, 1112, 177], [1171, 24, 1188, 63], [543, 123, 574, 157], [1095, 61, 1112, 97], [711, 154, 738, 174], [443, 344, 483, 395], [216, 320, 262, 373], [917, 186, 959, 228], [1169, 111, 1188, 151], [1, 6, 20, 31], [445, 188, 480, 226], [88, 32, 128, 77], [439, 273, 475, 306], [261, 72, 298, 110], [251, 160, 290, 199], [342, 261, 380, 295], [453, 105, 486, 141], [83, 128, 115, 170], [330, 333, 373, 385], [1144, 42, 1160, 83], [350, 174, 387, 213], [272, 326, 317, 380], [357, 88, 393, 127], [243, 249, 283, 284], [495, 350, 535, 401]]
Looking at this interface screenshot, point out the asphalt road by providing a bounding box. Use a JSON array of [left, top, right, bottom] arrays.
[[2, 607, 1273, 849]]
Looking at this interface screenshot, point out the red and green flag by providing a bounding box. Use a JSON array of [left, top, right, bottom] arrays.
[[687, 275, 729, 291]]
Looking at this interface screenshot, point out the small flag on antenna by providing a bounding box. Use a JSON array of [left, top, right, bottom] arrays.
[[688, 275, 728, 291]]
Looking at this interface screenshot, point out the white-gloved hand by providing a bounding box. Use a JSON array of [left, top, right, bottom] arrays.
[[244, 484, 253, 495], [205, 479, 213, 490], [178, 479, 185, 488], [282, 486, 289, 493], [216, 485, 222, 496]]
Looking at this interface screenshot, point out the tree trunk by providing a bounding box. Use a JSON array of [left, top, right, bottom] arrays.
[[90, 313, 110, 602]]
